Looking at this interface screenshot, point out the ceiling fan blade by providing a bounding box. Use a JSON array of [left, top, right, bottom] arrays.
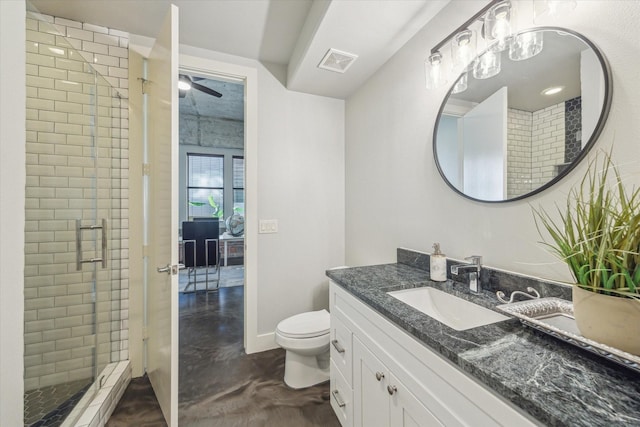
[[192, 82, 223, 98]]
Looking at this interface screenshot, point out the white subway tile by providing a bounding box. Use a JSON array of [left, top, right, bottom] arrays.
[[38, 87, 67, 101], [55, 79, 84, 93], [59, 35, 82, 51], [39, 65, 68, 81], [108, 45, 128, 58], [56, 57, 84, 72], [27, 97, 55, 111], [82, 40, 109, 55], [38, 110, 68, 123], [55, 122, 83, 135], [24, 361, 56, 377], [26, 119, 54, 132], [94, 33, 119, 46], [39, 285, 69, 297], [67, 27, 94, 42], [54, 16, 82, 29], [83, 22, 109, 34]]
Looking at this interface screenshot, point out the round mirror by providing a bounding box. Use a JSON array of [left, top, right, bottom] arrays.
[[433, 27, 612, 202]]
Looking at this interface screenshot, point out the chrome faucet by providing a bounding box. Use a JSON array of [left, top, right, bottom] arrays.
[[450, 256, 482, 294]]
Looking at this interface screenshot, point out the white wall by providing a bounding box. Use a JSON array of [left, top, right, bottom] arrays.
[[179, 46, 345, 342], [345, 0, 640, 283], [0, 1, 26, 425]]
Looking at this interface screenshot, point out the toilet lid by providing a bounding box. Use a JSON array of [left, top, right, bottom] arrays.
[[276, 309, 330, 338]]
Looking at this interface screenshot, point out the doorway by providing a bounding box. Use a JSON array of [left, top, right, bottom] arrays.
[[177, 73, 245, 294], [179, 55, 259, 355]]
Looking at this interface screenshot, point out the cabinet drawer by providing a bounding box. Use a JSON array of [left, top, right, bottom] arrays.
[[331, 312, 353, 384], [331, 359, 353, 427]]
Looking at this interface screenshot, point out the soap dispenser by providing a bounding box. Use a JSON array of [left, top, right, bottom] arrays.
[[430, 243, 447, 282]]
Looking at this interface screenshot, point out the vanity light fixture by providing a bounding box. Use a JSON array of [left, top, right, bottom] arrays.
[[424, 0, 579, 90], [541, 86, 564, 96], [425, 0, 509, 89]]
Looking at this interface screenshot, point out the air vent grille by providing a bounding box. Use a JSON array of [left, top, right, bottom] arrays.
[[318, 48, 358, 73]]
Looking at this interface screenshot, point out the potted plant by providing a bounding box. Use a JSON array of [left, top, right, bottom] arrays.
[[189, 195, 223, 219], [533, 150, 640, 356]]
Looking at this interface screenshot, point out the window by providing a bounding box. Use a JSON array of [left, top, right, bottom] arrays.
[[233, 156, 245, 215], [187, 154, 224, 218]]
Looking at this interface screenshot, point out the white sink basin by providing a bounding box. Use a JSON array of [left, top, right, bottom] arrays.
[[387, 287, 509, 331]]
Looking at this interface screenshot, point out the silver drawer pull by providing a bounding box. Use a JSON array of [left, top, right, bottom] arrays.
[[332, 389, 346, 408], [387, 385, 397, 395], [375, 371, 385, 381], [331, 339, 345, 354]]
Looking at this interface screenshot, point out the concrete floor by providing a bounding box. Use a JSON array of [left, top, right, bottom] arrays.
[[107, 285, 339, 427]]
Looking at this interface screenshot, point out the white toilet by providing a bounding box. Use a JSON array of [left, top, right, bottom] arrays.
[[275, 309, 330, 389]]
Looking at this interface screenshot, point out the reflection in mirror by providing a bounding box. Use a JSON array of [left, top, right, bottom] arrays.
[[434, 28, 612, 202]]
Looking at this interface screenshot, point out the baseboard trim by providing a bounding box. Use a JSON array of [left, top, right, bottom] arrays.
[[248, 332, 278, 354]]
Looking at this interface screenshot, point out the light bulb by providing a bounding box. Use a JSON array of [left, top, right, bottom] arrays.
[[425, 52, 446, 90], [484, 1, 512, 52], [452, 29, 476, 72]]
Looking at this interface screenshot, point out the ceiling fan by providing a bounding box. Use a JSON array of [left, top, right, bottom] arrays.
[[178, 74, 222, 98]]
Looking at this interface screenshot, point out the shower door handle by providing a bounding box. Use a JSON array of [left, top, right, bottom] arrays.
[[76, 219, 107, 270]]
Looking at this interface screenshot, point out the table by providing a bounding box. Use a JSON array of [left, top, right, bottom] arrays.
[[219, 234, 244, 267]]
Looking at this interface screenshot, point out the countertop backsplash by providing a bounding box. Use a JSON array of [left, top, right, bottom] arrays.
[[397, 247, 572, 301]]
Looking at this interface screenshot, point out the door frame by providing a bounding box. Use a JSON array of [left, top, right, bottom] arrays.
[[179, 54, 260, 353]]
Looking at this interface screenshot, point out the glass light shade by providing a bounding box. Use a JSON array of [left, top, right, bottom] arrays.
[[451, 29, 476, 72], [534, 0, 577, 23], [452, 72, 468, 94], [473, 50, 501, 80], [484, 1, 512, 52], [509, 31, 544, 61], [425, 52, 446, 90]]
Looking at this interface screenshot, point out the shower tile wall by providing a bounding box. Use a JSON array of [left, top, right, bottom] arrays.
[[24, 12, 129, 392], [507, 108, 533, 199], [506, 102, 565, 199], [530, 102, 565, 189]]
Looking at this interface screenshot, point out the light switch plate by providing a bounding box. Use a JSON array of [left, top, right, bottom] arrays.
[[259, 219, 278, 233]]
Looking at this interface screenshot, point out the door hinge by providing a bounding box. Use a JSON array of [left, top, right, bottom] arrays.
[[142, 327, 149, 341], [138, 77, 150, 94], [143, 163, 150, 176]]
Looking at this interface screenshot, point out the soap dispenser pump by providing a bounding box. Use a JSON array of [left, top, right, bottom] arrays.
[[430, 243, 447, 282]]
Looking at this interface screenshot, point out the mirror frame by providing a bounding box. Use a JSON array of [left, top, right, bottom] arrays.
[[433, 27, 613, 203]]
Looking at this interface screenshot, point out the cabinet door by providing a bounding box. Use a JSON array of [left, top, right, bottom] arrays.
[[353, 337, 389, 427], [389, 372, 443, 427]]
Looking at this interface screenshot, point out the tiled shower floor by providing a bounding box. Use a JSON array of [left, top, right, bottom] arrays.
[[24, 379, 92, 426]]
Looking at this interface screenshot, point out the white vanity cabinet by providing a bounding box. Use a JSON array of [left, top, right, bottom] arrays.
[[329, 281, 539, 427], [353, 336, 442, 427]]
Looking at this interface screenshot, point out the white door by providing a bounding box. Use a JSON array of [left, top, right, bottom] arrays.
[[353, 337, 390, 427], [461, 86, 508, 200], [146, 4, 179, 426]]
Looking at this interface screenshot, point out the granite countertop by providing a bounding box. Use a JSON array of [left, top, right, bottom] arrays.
[[326, 263, 640, 427]]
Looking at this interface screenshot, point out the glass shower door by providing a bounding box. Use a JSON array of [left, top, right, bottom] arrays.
[[23, 10, 123, 426]]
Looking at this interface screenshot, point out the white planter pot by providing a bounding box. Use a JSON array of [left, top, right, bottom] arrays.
[[573, 286, 640, 356]]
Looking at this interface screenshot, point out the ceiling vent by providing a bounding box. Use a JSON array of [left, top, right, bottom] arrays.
[[318, 48, 358, 73]]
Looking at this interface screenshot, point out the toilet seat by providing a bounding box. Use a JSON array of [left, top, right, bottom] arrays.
[[276, 309, 329, 339]]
